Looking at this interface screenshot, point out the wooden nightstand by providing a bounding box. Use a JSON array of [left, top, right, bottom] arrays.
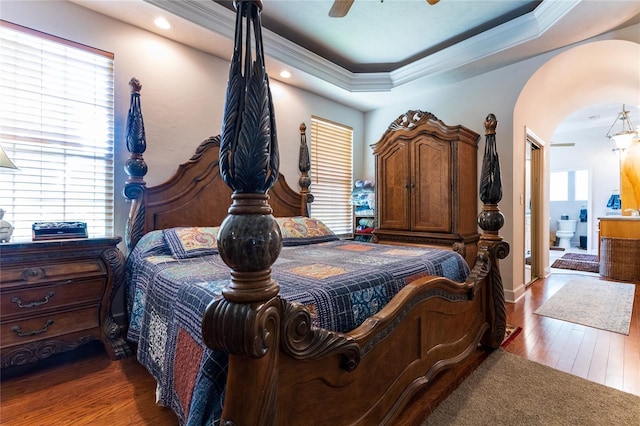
[[0, 237, 132, 368]]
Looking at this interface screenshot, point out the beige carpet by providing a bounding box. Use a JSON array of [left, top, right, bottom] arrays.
[[423, 350, 640, 425], [533, 277, 635, 335]]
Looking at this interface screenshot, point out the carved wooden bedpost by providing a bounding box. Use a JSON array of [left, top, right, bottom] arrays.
[[476, 113, 510, 349], [298, 123, 313, 216], [202, 1, 282, 424], [122, 77, 147, 253]]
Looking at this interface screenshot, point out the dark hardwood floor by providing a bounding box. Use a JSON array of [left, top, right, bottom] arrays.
[[1, 273, 638, 425]]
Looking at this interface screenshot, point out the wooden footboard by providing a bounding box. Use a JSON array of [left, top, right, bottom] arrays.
[[202, 239, 507, 425], [204, 218, 508, 425], [201, 3, 508, 424]]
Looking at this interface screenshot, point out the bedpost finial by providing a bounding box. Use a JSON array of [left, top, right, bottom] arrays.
[[478, 113, 504, 236], [129, 77, 142, 94], [484, 113, 497, 136], [234, 0, 263, 11]]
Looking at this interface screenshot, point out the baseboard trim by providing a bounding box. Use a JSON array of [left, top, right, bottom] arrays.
[[505, 283, 526, 303]]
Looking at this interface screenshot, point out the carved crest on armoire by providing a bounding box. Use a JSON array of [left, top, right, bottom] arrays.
[[371, 110, 480, 266]]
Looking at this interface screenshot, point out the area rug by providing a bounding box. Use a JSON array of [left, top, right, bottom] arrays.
[[534, 277, 635, 335], [501, 324, 521, 348], [423, 350, 640, 425], [551, 252, 599, 273]]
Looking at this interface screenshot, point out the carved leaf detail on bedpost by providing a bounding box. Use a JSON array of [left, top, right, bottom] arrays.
[[479, 113, 502, 205], [476, 113, 509, 350], [280, 300, 361, 371], [202, 2, 281, 425], [220, 2, 279, 194], [298, 123, 314, 216], [123, 77, 148, 253]]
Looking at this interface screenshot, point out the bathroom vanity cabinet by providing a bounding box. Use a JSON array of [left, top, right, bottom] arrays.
[[597, 216, 640, 281]]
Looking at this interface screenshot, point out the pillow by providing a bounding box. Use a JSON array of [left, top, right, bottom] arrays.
[[128, 229, 172, 261], [276, 216, 338, 246], [163, 227, 219, 259]]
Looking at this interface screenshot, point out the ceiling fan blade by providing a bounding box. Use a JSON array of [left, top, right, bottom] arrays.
[[329, 0, 355, 18], [426, 0, 440, 4]]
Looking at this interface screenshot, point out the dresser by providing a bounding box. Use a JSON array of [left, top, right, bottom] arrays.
[[371, 110, 480, 266], [0, 237, 131, 368]]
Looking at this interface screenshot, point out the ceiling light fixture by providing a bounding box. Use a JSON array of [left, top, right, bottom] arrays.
[[280, 70, 291, 79], [606, 104, 638, 151], [154, 17, 171, 30]]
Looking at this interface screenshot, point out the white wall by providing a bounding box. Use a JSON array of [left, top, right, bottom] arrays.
[[2, 0, 365, 253]]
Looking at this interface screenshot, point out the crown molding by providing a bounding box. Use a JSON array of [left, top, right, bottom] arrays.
[[145, 0, 579, 93]]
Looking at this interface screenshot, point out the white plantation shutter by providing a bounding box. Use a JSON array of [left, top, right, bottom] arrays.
[[310, 116, 353, 236], [0, 21, 114, 240]]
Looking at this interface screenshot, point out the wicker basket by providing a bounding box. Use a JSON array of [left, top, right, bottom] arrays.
[[599, 237, 640, 282]]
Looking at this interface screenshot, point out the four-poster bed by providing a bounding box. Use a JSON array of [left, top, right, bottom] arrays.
[[120, 1, 509, 425]]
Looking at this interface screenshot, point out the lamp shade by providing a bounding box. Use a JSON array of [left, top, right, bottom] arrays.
[[0, 146, 18, 170], [612, 132, 635, 150]]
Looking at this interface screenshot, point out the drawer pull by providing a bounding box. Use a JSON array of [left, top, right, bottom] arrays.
[[11, 291, 55, 308], [11, 319, 54, 337]]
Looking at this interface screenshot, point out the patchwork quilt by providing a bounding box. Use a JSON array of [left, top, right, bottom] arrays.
[[125, 228, 470, 425]]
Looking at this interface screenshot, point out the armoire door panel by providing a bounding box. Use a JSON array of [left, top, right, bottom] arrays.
[[412, 138, 451, 232], [378, 141, 410, 229]]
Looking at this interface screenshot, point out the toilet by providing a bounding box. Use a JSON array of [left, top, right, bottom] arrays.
[[556, 219, 577, 249]]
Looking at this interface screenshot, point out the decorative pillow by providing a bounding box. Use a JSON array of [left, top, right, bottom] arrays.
[[128, 229, 172, 262], [276, 216, 338, 246], [163, 227, 219, 259]]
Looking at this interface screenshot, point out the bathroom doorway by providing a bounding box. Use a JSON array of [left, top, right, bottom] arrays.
[[525, 135, 542, 286]]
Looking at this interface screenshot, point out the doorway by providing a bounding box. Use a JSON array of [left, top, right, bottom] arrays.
[[525, 133, 542, 286]]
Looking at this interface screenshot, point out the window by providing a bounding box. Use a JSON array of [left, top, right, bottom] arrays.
[[0, 21, 114, 240], [550, 170, 589, 202], [574, 169, 588, 201], [310, 116, 353, 236], [549, 171, 568, 201]]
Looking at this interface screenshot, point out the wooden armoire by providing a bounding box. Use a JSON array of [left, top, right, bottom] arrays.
[[371, 110, 480, 266]]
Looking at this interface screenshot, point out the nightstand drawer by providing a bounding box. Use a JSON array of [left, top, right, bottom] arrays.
[[0, 278, 106, 319], [1, 307, 99, 347], [0, 260, 106, 287]]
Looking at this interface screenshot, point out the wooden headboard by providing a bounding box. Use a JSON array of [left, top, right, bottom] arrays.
[[122, 79, 313, 252]]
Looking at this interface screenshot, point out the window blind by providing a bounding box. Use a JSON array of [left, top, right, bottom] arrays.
[[0, 21, 115, 240], [310, 116, 353, 236]]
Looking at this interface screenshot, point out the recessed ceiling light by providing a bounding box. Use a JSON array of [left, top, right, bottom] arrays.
[[280, 70, 291, 79], [154, 17, 171, 30]]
